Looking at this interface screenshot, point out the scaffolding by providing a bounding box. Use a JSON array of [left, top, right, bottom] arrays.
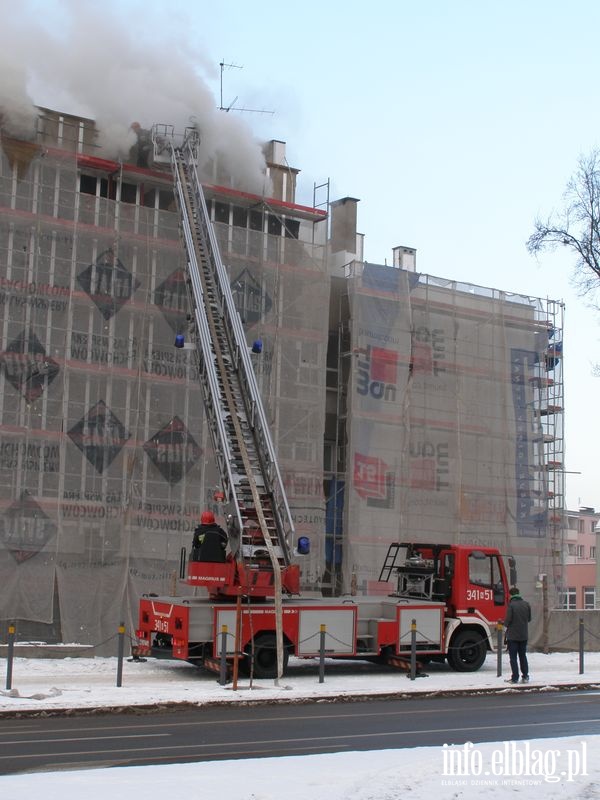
[[531, 299, 565, 599]]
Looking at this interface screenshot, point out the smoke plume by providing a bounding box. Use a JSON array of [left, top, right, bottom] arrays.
[[0, 2, 270, 194]]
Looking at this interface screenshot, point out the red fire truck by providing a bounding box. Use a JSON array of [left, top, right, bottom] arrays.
[[137, 540, 515, 678]]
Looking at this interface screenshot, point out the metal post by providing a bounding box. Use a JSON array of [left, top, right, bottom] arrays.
[[116, 622, 125, 687], [579, 617, 584, 675], [220, 625, 228, 686], [319, 624, 326, 684], [542, 574, 549, 654], [496, 621, 504, 677], [410, 619, 417, 681], [5, 622, 15, 691], [232, 593, 242, 691]]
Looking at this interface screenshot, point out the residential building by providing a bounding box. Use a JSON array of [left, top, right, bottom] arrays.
[[561, 506, 600, 609]]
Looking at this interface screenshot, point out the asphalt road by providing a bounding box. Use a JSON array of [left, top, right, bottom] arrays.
[[1, 690, 599, 775]]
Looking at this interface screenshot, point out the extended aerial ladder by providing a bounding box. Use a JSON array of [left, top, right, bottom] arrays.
[[151, 125, 299, 601]]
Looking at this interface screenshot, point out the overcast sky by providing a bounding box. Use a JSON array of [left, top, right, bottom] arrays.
[[3, 0, 600, 509]]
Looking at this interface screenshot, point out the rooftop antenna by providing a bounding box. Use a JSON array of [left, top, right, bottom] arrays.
[[219, 60, 242, 111], [219, 60, 275, 116]]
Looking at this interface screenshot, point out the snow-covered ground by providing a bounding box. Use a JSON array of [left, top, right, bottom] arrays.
[[2, 648, 599, 711], [1, 650, 600, 798]]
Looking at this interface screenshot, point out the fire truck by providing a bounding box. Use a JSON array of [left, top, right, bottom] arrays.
[[136, 127, 516, 679]]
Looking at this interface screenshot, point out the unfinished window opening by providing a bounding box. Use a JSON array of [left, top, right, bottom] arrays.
[[99, 178, 116, 200], [141, 187, 156, 208], [158, 189, 172, 211], [284, 218, 300, 239], [79, 174, 97, 195], [249, 209, 263, 231], [268, 214, 282, 236], [214, 201, 229, 224], [120, 182, 137, 204], [232, 206, 247, 228]]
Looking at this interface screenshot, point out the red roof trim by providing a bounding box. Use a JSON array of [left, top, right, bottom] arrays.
[[77, 153, 168, 181], [203, 182, 327, 218]]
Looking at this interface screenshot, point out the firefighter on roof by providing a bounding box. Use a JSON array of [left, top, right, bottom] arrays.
[[191, 510, 228, 563]]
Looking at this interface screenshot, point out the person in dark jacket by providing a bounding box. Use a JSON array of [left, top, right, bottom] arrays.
[[191, 510, 228, 563], [504, 586, 532, 683]]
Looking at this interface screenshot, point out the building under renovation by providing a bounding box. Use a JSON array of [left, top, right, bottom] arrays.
[[0, 108, 565, 648]]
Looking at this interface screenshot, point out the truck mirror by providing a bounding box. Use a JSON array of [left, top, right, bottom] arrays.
[[508, 556, 517, 586]]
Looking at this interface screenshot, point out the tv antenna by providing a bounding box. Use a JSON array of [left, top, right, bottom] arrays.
[[219, 60, 274, 116]]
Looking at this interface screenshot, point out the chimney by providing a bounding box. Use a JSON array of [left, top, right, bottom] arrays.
[[264, 140, 287, 166], [263, 140, 298, 203], [330, 197, 359, 254], [392, 245, 417, 271]]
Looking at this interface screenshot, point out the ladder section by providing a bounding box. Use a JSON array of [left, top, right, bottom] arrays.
[[159, 126, 295, 575], [379, 543, 404, 583]]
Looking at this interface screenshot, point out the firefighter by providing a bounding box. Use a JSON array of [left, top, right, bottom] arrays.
[[191, 510, 228, 562], [130, 122, 152, 168]]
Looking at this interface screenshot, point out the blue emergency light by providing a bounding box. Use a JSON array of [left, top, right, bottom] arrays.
[[174, 334, 185, 348], [251, 339, 263, 354], [297, 536, 310, 555]]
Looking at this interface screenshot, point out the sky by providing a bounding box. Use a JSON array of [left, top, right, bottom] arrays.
[[1, 0, 599, 508], [0, 652, 599, 797]]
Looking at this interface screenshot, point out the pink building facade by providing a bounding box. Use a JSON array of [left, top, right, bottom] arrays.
[[562, 507, 599, 609]]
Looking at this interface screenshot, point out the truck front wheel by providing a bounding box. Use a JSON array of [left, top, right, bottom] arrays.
[[244, 633, 289, 679], [447, 629, 487, 672]]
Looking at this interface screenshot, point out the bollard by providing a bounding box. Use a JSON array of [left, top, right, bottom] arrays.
[[496, 621, 504, 677], [410, 619, 417, 681], [219, 625, 228, 686], [116, 622, 125, 687], [232, 593, 242, 692], [319, 624, 326, 684], [579, 617, 585, 675], [6, 622, 15, 691]]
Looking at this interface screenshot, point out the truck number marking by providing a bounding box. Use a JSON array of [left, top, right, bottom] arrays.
[[466, 587, 492, 601], [155, 619, 170, 633]]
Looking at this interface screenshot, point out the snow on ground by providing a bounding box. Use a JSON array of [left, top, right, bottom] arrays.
[[1, 651, 600, 799], [1, 649, 599, 711]]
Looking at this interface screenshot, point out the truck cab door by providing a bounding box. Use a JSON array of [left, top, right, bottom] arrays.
[[465, 551, 507, 621]]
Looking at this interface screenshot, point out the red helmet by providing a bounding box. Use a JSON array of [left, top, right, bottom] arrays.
[[200, 510, 215, 524]]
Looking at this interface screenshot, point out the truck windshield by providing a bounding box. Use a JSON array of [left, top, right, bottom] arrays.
[[468, 553, 504, 591]]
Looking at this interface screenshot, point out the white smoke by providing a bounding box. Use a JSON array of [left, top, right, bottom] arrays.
[[0, 53, 37, 139], [0, 1, 271, 194]]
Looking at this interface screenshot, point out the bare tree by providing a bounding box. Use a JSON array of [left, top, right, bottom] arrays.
[[527, 149, 600, 296]]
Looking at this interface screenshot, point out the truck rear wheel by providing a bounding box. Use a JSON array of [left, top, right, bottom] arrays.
[[245, 633, 289, 679], [447, 629, 487, 672]]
